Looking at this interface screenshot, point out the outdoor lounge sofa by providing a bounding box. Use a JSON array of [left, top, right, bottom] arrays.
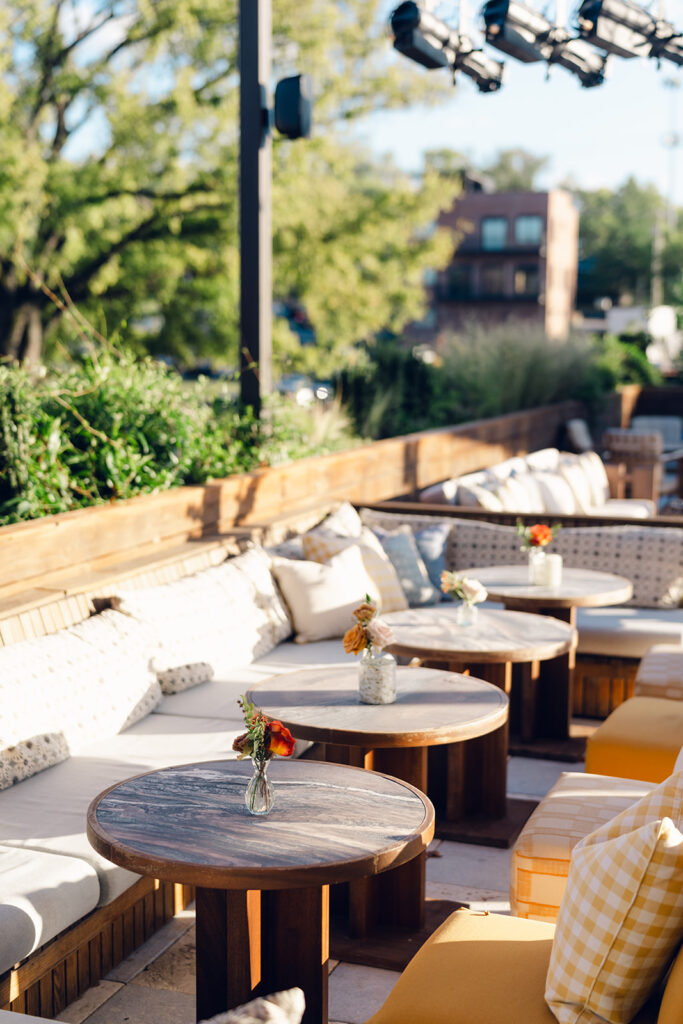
[[2, 498, 683, 1017], [417, 447, 657, 517], [359, 505, 683, 716]]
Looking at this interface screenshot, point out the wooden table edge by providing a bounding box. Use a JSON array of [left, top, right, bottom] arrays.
[[86, 759, 436, 891], [386, 634, 576, 665]]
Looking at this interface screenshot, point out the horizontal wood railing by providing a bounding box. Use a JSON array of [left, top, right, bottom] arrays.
[[0, 400, 584, 602]]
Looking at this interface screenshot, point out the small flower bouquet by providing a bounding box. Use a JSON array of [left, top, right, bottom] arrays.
[[440, 571, 488, 606], [343, 596, 395, 656], [343, 597, 397, 705], [233, 696, 296, 763], [516, 519, 561, 551], [233, 696, 295, 815]]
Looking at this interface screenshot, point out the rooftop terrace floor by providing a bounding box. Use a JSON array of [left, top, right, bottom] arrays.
[[53, 754, 577, 1024]]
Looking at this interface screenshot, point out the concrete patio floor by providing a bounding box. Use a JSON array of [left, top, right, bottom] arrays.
[[55, 756, 578, 1024]]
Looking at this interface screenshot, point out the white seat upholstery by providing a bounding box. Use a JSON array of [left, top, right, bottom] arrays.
[[0, 846, 99, 974], [576, 607, 683, 659]]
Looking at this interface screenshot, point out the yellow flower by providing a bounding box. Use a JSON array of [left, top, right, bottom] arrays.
[[343, 623, 367, 655]]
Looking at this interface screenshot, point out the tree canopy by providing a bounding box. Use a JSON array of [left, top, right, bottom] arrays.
[[0, 0, 458, 370]]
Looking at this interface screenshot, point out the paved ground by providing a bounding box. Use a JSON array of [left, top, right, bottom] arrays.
[[55, 756, 578, 1024]]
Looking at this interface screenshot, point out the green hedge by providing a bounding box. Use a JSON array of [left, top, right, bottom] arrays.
[[0, 351, 356, 525]]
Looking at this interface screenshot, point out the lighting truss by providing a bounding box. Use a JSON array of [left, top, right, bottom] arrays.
[[390, 1, 504, 91], [577, 0, 683, 65], [481, 0, 607, 84]]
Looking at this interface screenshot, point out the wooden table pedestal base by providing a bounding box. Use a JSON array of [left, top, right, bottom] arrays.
[[195, 885, 329, 1024]]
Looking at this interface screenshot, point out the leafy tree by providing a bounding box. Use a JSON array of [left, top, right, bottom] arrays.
[[481, 148, 549, 192], [576, 178, 683, 309], [0, 0, 457, 368]]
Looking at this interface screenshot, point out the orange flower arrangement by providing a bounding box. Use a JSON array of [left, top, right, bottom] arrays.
[[343, 597, 395, 656], [516, 519, 561, 551], [233, 696, 296, 763]]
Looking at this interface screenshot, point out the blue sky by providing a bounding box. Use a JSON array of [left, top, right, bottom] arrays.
[[358, 2, 683, 204]]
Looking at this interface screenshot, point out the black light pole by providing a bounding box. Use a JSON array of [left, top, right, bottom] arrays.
[[239, 0, 272, 416]]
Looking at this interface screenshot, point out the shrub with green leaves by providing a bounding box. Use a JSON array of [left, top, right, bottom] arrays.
[[0, 351, 357, 525]]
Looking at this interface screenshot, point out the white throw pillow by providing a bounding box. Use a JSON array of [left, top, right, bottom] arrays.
[[524, 448, 560, 472], [576, 451, 611, 507], [529, 471, 578, 515], [506, 472, 546, 513], [558, 456, 595, 514], [271, 546, 380, 643], [457, 481, 505, 511], [320, 501, 363, 538], [302, 527, 408, 613], [493, 476, 535, 513]]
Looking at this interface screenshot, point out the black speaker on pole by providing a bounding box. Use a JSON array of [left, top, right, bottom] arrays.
[[274, 74, 313, 139]]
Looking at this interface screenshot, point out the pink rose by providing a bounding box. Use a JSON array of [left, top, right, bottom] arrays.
[[366, 618, 395, 651]]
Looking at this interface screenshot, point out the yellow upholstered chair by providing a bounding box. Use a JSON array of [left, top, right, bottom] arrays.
[[365, 908, 671, 1024], [585, 696, 683, 782]]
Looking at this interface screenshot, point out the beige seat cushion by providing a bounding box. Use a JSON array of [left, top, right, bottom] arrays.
[[154, 640, 349, 721], [635, 644, 683, 700], [0, 715, 240, 905], [0, 845, 100, 974], [510, 771, 653, 922], [576, 607, 683, 659]]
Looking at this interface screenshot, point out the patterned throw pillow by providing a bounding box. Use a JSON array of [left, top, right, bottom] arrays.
[[156, 662, 215, 695], [0, 610, 161, 756], [200, 987, 305, 1024], [545, 817, 683, 1024], [372, 526, 440, 607], [302, 528, 408, 613], [113, 548, 291, 677], [0, 732, 70, 791]]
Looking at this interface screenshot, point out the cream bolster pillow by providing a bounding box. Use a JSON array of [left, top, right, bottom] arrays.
[[545, 816, 683, 1024], [0, 733, 71, 791], [271, 546, 380, 644]]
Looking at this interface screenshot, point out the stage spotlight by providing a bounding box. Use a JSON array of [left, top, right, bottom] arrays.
[[390, 2, 504, 91], [578, 0, 683, 65]]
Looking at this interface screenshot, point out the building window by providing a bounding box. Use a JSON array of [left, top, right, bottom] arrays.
[[481, 217, 507, 251], [514, 264, 540, 296], [514, 215, 543, 246], [480, 264, 506, 297], [444, 264, 472, 300]]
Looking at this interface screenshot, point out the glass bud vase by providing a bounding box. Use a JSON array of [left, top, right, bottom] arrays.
[[455, 600, 478, 627], [245, 757, 274, 816], [359, 647, 397, 705], [527, 548, 547, 584]]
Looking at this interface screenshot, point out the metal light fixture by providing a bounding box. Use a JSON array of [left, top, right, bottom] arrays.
[[578, 0, 683, 65], [482, 0, 555, 61], [547, 34, 608, 86], [482, 0, 607, 85], [390, 1, 504, 91]]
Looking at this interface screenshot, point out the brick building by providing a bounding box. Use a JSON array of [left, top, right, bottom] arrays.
[[425, 188, 579, 341]]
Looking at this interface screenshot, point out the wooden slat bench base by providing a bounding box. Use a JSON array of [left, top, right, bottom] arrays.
[[573, 654, 638, 719], [0, 878, 194, 1018]]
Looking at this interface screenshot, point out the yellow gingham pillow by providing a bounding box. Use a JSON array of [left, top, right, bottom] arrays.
[[545, 817, 683, 1024], [302, 528, 408, 613]]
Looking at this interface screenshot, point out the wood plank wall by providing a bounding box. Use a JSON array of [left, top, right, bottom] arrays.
[[0, 400, 586, 595]]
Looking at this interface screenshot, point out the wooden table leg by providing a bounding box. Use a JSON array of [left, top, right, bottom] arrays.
[[518, 659, 541, 742], [466, 661, 512, 695], [196, 885, 329, 1024], [261, 885, 329, 1024], [195, 887, 261, 1021], [349, 746, 427, 937], [463, 720, 508, 819]]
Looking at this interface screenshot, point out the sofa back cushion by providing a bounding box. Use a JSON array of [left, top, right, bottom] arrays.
[[448, 519, 683, 609], [0, 609, 160, 761], [111, 547, 292, 677]]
